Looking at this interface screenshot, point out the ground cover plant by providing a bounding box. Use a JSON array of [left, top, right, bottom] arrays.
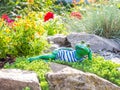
[[4, 55, 120, 89], [52, 54, 120, 86], [4, 57, 51, 90]]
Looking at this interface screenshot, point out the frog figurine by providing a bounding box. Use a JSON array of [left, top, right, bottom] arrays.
[[28, 41, 92, 62]]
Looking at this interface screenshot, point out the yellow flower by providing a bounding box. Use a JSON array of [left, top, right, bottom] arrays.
[[39, 25, 45, 35], [28, 12, 36, 17], [31, 21, 36, 27], [38, 12, 44, 18], [6, 37, 11, 42], [31, 35, 34, 39], [6, 28, 10, 33], [13, 22, 20, 27], [0, 19, 4, 27], [25, 24, 31, 29]]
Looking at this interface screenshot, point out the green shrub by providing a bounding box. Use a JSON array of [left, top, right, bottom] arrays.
[[4, 57, 50, 90], [0, 0, 19, 16], [66, 4, 120, 38], [52, 54, 120, 86], [43, 15, 67, 35], [0, 0, 56, 16], [0, 17, 49, 58]]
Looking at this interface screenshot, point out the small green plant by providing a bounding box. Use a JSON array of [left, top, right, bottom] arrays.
[[4, 57, 51, 90], [43, 15, 67, 35], [22, 87, 30, 90], [52, 54, 120, 86], [84, 5, 120, 38]]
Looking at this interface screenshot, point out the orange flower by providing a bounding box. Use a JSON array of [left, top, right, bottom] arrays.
[[25, 24, 31, 29], [16, 16, 21, 18], [27, 0, 34, 4]]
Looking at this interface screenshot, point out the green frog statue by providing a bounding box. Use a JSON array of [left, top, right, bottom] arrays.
[[28, 41, 92, 62]]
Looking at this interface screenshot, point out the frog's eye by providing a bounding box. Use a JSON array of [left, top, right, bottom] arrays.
[[87, 44, 90, 48], [81, 41, 85, 44]]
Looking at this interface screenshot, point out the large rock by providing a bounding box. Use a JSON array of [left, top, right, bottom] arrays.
[[0, 69, 41, 90], [47, 34, 70, 47], [46, 65, 120, 90], [49, 62, 68, 72], [67, 33, 120, 52], [111, 58, 120, 64]]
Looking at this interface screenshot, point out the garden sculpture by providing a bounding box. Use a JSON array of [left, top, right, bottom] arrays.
[[28, 41, 92, 62]]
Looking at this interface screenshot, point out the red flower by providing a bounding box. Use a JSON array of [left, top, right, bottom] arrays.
[[1, 14, 9, 20], [70, 12, 82, 19], [1, 14, 14, 25], [44, 12, 54, 22]]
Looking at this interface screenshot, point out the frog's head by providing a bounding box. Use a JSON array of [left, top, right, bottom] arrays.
[[75, 41, 92, 60]]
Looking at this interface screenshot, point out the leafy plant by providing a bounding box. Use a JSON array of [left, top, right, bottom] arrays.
[[43, 15, 67, 35], [0, 0, 56, 17], [66, 4, 120, 38], [0, 0, 19, 16], [53, 0, 73, 15], [85, 5, 120, 38], [4, 57, 51, 90], [0, 14, 49, 58]]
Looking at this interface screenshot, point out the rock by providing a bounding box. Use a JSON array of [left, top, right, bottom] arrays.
[[117, 67, 120, 71], [46, 65, 120, 90], [47, 34, 70, 47], [44, 44, 60, 53], [49, 62, 68, 72], [0, 69, 41, 90], [50, 44, 60, 50], [98, 50, 120, 60], [67, 33, 120, 52], [46, 33, 120, 60], [111, 58, 120, 64]]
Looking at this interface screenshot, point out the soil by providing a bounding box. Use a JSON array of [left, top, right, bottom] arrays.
[[0, 54, 16, 68]]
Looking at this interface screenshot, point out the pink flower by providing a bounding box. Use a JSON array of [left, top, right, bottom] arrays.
[[6, 18, 14, 23], [70, 12, 82, 19], [44, 12, 54, 22]]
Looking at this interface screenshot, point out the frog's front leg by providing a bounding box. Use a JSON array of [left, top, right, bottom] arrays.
[[28, 54, 56, 62]]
